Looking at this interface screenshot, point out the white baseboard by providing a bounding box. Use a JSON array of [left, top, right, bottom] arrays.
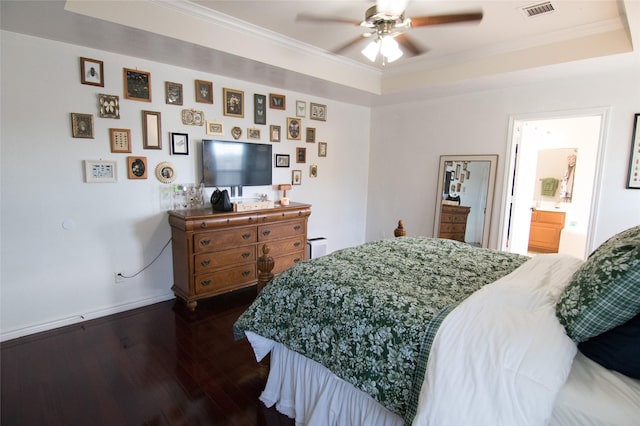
[[1, 293, 176, 342]]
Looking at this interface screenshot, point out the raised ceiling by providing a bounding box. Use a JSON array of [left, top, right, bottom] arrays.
[[1, 1, 638, 105]]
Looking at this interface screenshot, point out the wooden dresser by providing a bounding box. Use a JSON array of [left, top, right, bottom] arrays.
[[528, 209, 565, 253], [168, 202, 311, 310], [439, 205, 471, 242]]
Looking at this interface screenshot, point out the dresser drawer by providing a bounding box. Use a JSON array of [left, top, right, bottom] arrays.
[[195, 264, 257, 295], [272, 251, 305, 275], [265, 235, 305, 255], [440, 223, 466, 233], [194, 245, 256, 273], [194, 227, 257, 253], [258, 220, 305, 241]]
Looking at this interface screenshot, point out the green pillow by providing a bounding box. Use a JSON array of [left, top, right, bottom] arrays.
[[556, 225, 640, 343]]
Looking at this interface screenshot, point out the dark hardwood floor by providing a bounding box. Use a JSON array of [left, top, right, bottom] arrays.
[[1, 287, 295, 426]]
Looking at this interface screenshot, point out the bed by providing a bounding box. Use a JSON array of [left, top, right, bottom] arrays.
[[234, 225, 640, 425]]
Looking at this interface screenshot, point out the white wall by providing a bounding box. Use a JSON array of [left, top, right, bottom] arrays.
[[0, 31, 370, 340], [366, 62, 640, 250]]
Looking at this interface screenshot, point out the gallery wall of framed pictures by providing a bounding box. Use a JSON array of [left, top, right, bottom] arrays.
[[74, 55, 331, 192]]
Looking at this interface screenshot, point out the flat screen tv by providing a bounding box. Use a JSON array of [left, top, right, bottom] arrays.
[[202, 139, 273, 188]]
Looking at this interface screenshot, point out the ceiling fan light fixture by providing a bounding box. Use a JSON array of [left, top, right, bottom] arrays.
[[380, 35, 403, 63], [361, 39, 380, 62], [376, 0, 407, 17]]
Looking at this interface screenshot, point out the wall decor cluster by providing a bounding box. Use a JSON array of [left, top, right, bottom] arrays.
[[627, 113, 640, 189], [74, 55, 331, 191]]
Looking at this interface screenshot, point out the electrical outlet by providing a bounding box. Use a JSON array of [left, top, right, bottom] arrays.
[[114, 272, 125, 283]]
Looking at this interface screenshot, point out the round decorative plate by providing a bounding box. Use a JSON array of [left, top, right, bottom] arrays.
[[155, 161, 176, 183]]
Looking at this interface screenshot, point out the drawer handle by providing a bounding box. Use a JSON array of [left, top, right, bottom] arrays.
[[201, 259, 211, 267], [242, 252, 250, 258], [200, 222, 207, 228], [242, 233, 252, 239], [201, 279, 212, 287], [200, 239, 211, 247], [293, 225, 301, 231], [294, 242, 301, 247], [262, 230, 271, 236], [242, 270, 251, 277], [293, 258, 301, 263]]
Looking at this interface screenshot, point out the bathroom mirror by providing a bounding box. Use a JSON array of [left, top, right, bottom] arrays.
[[433, 155, 498, 248]]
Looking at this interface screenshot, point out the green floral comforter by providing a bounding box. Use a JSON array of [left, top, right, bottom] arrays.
[[234, 237, 528, 420]]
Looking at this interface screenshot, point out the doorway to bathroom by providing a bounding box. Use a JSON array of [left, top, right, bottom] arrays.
[[500, 109, 608, 259]]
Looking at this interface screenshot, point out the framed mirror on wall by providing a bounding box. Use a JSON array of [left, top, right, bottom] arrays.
[[433, 155, 498, 248]]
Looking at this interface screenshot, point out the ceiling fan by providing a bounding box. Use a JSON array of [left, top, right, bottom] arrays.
[[296, 0, 483, 65]]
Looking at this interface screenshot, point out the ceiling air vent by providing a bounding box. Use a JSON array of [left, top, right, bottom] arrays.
[[522, 2, 555, 18]]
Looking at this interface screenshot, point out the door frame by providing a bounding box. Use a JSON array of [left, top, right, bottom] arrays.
[[497, 107, 610, 258]]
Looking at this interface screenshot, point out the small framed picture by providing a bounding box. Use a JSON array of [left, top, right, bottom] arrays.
[[80, 57, 104, 86], [296, 147, 306, 163], [84, 160, 116, 183], [231, 126, 242, 140], [142, 110, 162, 149], [318, 142, 327, 157], [171, 132, 189, 155], [287, 117, 301, 140], [270, 125, 281, 142], [98, 94, 120, 119], [310, 102, 327, 121], [223, 88, 244, 118], [182, 109, 204, 126], [123, 68, 151, 102], [270, 93, 286, 110], [310, 164, 318, 178], [165, 81, 183, 105], [254, 94, 267, 125], [306, 127, 316, 143], [275, 154, 290, 168], [71, 113, 94, 138], [127, 156, 147, 179], [292, 169, 302, 185], [628, 113, 640, 189], [195, 80, 213, 103], [109, 128, 131, 153], [206, 121, 224, 136], [296, 100, 306, 117], [248, 128, 261, 140]]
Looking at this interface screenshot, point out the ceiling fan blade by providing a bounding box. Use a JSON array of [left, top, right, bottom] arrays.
[[395, 33, 426, 56], [332, 34, 368, 54], [410, 12, 483, 27], [296, 13, 361, 26]]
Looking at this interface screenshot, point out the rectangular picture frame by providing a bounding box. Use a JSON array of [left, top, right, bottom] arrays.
[[296, 100, 306, 117], [306, 127, 316, 143], [628, 113, 640, 189], [165, 81, 183, 105], [318, 141, 327, 157], [171, 132, 189, 155], [296, 147, 306, 163], [270, 93, 286, 110], [292, 169, 302, 185], [71, 113, 94, 139], [310, 102, 327, 121], [275, 154, 290, 168], [206, 120, 224, 136], [109, 128, 131, 153], [127, 156, 148, 179], [80, 57, 104, 87], [223, 88, 244, 118], [248, 128, 261, 140], [84, 160, 117, 183], [195, 79, 213, 103], [123, 68, 151, 102], [270, 125, 281, 142], [254, 93, 267, 125], [287, 117, 302, 140], [142, 110, 162, 149]]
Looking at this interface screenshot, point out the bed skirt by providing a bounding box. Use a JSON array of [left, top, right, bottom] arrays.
[[246, 331, 403, 426]]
